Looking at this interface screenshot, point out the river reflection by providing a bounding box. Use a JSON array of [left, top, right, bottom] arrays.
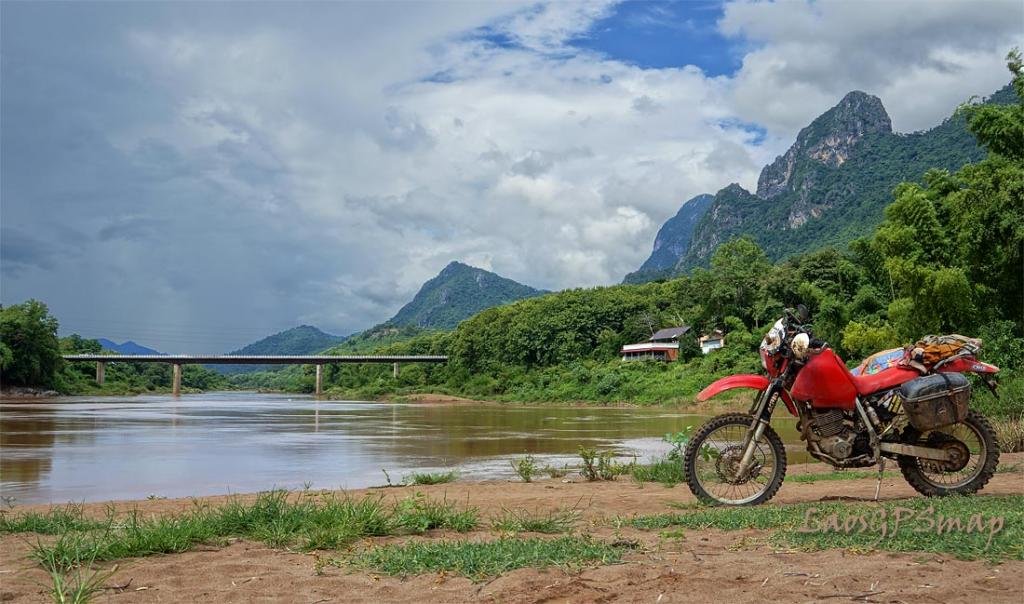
[[0, 392, 801, 504]]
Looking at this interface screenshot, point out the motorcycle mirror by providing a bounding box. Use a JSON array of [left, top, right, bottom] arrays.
[[796, 304, 810, 323]]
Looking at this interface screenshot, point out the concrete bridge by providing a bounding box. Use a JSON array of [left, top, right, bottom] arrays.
[[63, 354, 448, 396]]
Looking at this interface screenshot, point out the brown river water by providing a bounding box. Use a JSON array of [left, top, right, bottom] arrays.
[[0, 392, 802, 505]]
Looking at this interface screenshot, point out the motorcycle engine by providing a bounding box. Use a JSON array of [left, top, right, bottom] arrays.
[[810, 409, 860, 459]]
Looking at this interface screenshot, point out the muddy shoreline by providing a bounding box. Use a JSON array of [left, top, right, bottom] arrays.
[[2, 457, 1022, 603]]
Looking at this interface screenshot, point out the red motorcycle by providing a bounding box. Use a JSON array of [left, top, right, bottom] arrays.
[[684, 305, 1001, 506]]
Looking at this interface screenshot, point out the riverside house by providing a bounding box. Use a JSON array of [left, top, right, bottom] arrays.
[[620, 326, 691, 362]]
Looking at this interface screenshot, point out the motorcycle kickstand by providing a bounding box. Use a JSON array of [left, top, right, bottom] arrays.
[[873, 458, 887, 501]]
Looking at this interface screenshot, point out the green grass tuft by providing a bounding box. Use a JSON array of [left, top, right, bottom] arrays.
[[490, 508, 579, 533], [626, 494, 1023, 562], [404, 471, 459, 486], [629, 458, 683, 486], [8, 490, 479, 572], [393, 493, 478, 533], [34, 541, 119, 604], [350, 536, 625, 581], [0, 504, 107, 535]]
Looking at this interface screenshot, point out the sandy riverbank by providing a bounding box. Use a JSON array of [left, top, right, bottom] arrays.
[[2, 456, 1022, 603]]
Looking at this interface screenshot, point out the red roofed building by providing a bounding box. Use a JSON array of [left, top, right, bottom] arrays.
[[620, 326, 690, 362]]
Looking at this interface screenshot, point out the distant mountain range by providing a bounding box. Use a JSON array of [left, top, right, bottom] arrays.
[[97, 339, 162, 355], [220, 262, 545, 370], [624, 84, 1015, 282], [215, 325, 346, 373], [386, 261, 546, 329]]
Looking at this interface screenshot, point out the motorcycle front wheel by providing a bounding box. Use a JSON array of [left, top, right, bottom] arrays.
[[897, 409, 999, 497], [683, 413, 787, 506]]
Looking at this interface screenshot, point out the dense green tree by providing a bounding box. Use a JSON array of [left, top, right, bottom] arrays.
[[0, 300, 63, 387], [961, 49, 1024, 162]]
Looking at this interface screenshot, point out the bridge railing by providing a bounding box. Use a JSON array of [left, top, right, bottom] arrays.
[[63, 354, 449, 396]]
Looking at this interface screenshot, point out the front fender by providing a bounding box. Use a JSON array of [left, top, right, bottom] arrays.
[[696, 374, 770, 402]]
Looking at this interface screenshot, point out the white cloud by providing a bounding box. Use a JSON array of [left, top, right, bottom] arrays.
[[489, 1, 619, 52], [2, 0, 1019, 350], [720, 0, 1023, 135]]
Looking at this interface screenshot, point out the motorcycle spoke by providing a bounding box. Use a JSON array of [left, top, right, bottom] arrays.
[[692, 423, 778, 505], [917, 422, 986, 488]]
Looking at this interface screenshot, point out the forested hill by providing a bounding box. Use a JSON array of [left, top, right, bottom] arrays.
[[627, 84, 1016, 283], [622, 193, 713, 284], [386, 261, 546, 329], [216, 325, 346, 373]]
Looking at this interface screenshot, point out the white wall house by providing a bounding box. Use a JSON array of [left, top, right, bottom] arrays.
[[698, 331, 725, 355]]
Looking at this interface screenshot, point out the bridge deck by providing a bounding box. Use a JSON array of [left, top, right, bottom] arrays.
[[63, 354, 448, 365]]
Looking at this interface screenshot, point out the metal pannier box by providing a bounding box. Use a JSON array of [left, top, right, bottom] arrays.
[[899, 372, 970, 431]]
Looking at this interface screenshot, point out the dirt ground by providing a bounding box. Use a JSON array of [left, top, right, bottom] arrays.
[[2, 456, 1022, 603]]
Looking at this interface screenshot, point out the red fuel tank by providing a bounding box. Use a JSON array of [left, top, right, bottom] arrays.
[[790, 348, 857, 410]]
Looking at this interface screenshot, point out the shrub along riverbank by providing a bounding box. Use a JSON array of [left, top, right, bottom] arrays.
[[0, 303, 228, 396]]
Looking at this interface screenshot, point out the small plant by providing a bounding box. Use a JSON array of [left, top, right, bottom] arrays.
[[663, 427, 694, 461], [510, 455, 538, 482], [578, 446, 625, 481], [404, 470, 458, 486], [34, 541, 118, 604], [312, 553, 327, 576], [579, 446, 600, 481], [665, 426, 718, 462]]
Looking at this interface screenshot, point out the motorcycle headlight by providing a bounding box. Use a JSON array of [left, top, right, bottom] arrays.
[[791, 333, 810, 359], [762, 322, 782, 354]]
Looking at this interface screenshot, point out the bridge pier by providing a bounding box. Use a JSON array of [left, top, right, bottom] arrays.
[[172, 363, 182, 396], [95, 362, 105, 386], [315, 364, 323, 396], [393, 362, 399, 379]]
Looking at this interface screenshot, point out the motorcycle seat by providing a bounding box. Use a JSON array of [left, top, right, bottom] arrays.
[[850, 366, 920, 397]]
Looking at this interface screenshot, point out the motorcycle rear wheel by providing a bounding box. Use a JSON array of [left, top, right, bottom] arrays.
[[683, 413, 787, 506], [897, 409, 999, 497]]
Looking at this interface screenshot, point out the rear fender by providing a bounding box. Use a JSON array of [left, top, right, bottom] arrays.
[[938, 357, 1000, 374]]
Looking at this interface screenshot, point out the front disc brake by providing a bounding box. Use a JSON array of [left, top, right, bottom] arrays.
[[715, 445, 763, 485]]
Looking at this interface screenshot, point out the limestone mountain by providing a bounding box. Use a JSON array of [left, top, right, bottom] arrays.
[[622, 193, 713, 284], [626, 84, 1014, 282], [387, 261, 546, 329]]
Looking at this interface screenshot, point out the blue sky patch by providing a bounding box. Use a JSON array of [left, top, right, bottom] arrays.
[[569, 0, 741, 76], [717, 118, 768, 145]]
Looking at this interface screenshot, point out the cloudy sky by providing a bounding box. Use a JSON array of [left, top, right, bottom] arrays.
[[2, 0, 1020, 352]]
